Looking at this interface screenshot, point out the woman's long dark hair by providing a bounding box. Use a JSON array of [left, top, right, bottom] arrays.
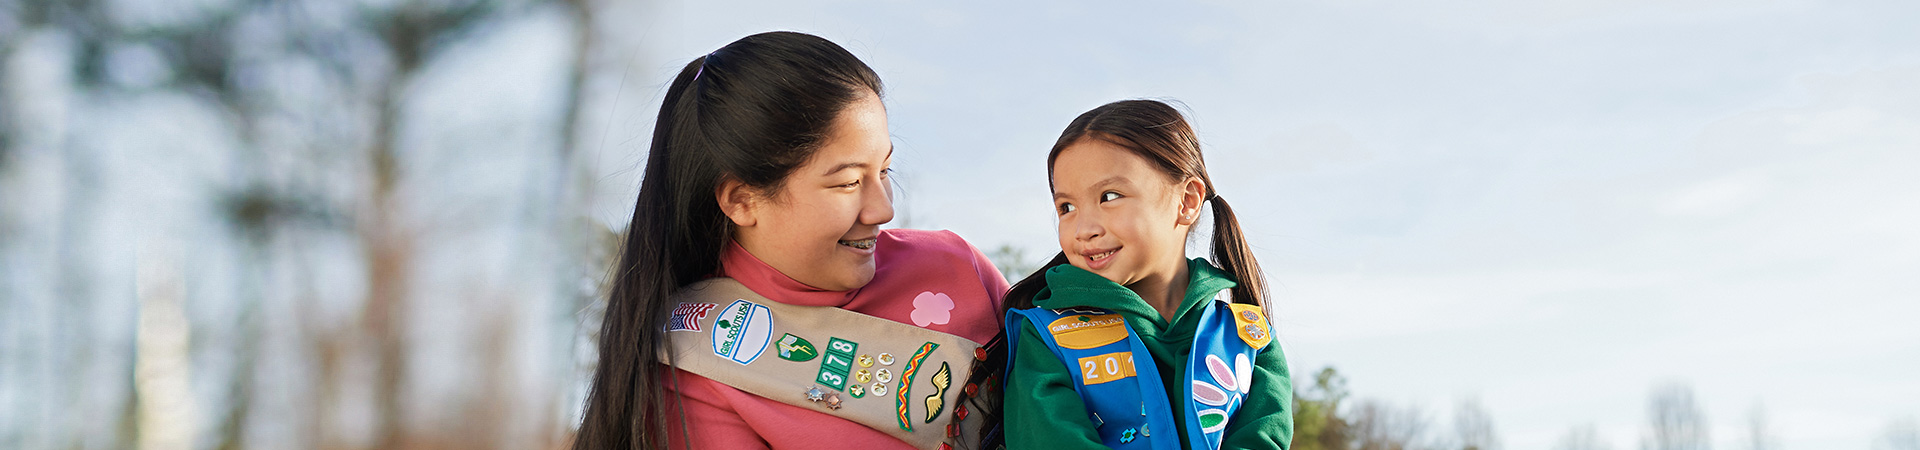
[[974, 99, 1269, 445], [573, 31, 883, 450]]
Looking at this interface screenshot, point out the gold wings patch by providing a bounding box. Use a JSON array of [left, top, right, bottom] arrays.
[[923, 362, 952, 423]]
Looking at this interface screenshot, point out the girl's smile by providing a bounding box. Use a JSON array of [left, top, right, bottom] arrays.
[[1050, 136, 1206, 310]]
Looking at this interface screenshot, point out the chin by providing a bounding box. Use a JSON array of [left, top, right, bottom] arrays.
[[821, 261, 876, 291]]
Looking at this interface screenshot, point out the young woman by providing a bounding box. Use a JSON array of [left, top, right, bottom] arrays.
[[572, 32, 1008, 450], [982, 100, 1293, 449]]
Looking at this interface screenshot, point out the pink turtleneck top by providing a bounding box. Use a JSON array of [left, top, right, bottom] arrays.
[[664, 229, 1009, 449]]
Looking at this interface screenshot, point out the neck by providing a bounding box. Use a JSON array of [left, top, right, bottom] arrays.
[[1126, 258, 1190, 321]]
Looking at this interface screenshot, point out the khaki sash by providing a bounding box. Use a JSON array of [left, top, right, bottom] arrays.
[[662, 278, 988, 449]]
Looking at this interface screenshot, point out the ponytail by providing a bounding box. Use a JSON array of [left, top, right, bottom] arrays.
[[1205, 195, 1266, 307]]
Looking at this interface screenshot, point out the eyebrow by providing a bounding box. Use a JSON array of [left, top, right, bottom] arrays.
[[820, 145, 895, 176], [1053, 176, 1130, 200]]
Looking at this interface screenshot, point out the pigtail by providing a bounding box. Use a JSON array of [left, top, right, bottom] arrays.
[[1206, 195, 1266, 307]]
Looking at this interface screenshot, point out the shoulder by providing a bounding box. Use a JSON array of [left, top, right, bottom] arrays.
[[878, 228, 972, 253], [876, 228, 1003, 285]]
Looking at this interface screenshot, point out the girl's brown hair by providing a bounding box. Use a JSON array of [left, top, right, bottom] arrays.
[[974, 99, 1269, 446]]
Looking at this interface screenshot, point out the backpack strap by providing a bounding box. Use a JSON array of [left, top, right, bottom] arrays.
[[662, 278, 984, 450]]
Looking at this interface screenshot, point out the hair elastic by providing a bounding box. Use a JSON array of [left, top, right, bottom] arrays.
[[693, 51, 717, 81]]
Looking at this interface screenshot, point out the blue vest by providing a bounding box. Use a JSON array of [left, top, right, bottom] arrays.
[[1008, 296, 1272, 450]]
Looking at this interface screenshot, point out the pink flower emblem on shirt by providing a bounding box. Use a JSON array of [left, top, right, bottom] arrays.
[[910, 291, 954, 327]]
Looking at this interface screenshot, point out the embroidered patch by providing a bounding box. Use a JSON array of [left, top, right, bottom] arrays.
[[895, 342, 939, 431], [923, 362, 952, 423], [814, 337, 859, 390], [1197, 408, 1230, 434], [1228, 303, 1272, 349], [776, 334, 818, 362], [1047, 314, 1129, 350], [665, 302, 717, 332], [1076, 351, 1138, 385], [710, 300, 773, 365], [910, 291, 955, 326]]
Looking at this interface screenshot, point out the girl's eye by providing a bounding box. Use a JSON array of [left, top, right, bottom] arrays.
[[1058, 203, 1076, 215], [1100, 192, 1121, 202], [836, 179, 860, 189], [880, 167, 895, 179]]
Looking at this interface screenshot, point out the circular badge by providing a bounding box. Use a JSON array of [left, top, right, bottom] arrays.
[[877, 353, 895, 365], [870, 383, 887, 396], [856, 354, 873, 368], [849, 384, 865, 398], [855, 369, 872, 383], [876, 368, 894, 383]]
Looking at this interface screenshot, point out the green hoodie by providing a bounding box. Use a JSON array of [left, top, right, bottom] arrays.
[[1005, 258, 1293, 450]]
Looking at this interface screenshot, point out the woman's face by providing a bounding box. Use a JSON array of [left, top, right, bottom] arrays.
[[1051, 138, 1199, 288], [722, 90, 895, 291]]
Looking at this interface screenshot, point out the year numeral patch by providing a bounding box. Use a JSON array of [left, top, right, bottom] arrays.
[[1076, 351, 1137, 385]]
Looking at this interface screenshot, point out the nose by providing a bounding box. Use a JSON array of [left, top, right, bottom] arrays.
[[1072, 211, 1103, 242], [858, 172, 895, 226]]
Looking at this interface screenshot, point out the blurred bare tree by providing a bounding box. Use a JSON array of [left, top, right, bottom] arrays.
[[1641, 383, 1709, 450], [1743, 403, 1776, 450], [1452, 397, 1500, 450], [985, 243, 1040, 283], [1557, 424, 1613, 450], [1, 0, 618, 447], [1351, 399, 1433, 450], [1882, 417, 1920, 450]]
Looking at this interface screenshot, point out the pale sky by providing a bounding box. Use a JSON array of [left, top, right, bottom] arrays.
[[573, 1, 1920, 449]]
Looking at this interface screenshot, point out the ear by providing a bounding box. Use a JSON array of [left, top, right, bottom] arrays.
[[1175, 176, 1206, 227], [716, 177, 759, 227]]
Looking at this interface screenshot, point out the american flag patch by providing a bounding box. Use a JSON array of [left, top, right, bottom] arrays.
[[666, 302, 717, 332]]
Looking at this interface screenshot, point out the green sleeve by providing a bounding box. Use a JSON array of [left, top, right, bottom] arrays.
[[1004, 317, 1110, 450], [1219, 342, 1294, 450]]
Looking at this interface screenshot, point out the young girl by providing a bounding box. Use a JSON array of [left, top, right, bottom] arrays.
[[989, 100, 1293, 449]]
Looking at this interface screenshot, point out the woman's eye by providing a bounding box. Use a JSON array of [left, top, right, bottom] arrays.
[[1058, 203, 1076, 215], [1100, 192, 1121, 202], [837, 180, 861, 189], [880, 167, 895, 179]]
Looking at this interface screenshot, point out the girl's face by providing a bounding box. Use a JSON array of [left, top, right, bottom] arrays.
[[1051, 138, 1204, 288], [721, 90, 894, 291]]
